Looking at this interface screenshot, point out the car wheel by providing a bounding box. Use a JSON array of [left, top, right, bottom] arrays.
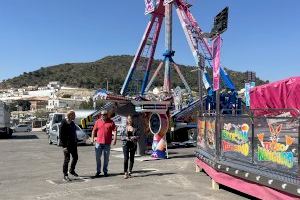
[[48, 136, 53, 145], [7, 128, 12, 138]]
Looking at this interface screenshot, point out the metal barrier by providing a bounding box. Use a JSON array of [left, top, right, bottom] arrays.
[[196, 108, 300, 197]]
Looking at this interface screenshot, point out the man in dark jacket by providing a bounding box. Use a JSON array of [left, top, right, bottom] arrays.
[[60, 110, 78, 181]]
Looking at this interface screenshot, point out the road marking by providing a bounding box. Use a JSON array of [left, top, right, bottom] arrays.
[[141, 168, 159, 172], [46, 180, 56, 185], [45, 177, 89, 185], [36, 185, 118, 200]]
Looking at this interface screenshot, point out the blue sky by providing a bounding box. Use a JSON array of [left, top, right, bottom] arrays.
[[0, 0, 299, 82]]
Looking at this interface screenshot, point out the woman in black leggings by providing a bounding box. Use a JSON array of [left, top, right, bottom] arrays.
[[121, 115, 139, 179]]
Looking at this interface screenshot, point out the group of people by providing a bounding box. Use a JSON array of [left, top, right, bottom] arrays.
[[60, 110, 139, 181]]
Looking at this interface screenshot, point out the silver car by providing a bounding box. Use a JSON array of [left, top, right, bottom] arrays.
[[48, 123, 88, 146], [12, 124, 32, 132]]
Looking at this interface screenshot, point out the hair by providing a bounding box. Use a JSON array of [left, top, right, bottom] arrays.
[[126, 115, 133, 126], [66, 110, 75, 119]]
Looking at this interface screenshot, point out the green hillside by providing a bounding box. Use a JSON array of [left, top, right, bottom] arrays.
[[0, 55, 266, 93]]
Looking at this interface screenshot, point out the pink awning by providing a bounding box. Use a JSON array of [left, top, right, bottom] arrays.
[[250, 76, 300, 116]]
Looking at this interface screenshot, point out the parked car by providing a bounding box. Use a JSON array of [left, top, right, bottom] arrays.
[[48, 123, 89, 146], [46, 113, 65, 134], [12, 124, 32, 132]]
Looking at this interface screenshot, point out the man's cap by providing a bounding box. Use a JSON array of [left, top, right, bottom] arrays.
[[100, 110, 108, 115]]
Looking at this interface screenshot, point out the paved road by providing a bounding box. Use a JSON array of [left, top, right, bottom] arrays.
[[0, 131, 250, 200]]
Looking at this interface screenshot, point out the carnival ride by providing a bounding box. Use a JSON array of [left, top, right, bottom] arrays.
[[81, 0, 239, 149], [80, 1, 300, 198]]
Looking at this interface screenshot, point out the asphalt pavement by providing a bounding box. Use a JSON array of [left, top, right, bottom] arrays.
[[0, 131, 251, 200]]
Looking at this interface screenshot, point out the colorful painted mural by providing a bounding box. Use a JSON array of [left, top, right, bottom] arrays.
[[221, 123, 250, 157], [197, 119, 216, 152], [206, 120, 216, 149], [257, 123, 295, 168], [197, 120, 205, 147]]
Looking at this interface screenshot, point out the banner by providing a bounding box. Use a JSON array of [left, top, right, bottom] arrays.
[[212, 35, 221, 91], [145, 0, 155, 15], [245, 82, 255, 107], [245, 83, 250, 107]]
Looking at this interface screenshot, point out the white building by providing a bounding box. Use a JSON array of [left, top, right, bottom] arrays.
[[27, 89, 55, 98], [47, 81, 61, 90], [47, 99, 67, 111], [46, 98, 86, 111]]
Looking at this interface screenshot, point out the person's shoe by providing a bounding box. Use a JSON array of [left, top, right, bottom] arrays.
[[63, 175, 71, 182], [104, 173, 109, 177], [94, 172, 101, 177], [128, 172, 132, 177], [124, 172, 129, 179], [69, 171, 79, 177]]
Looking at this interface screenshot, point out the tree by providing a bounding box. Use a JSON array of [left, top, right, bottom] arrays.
[[7, 102, 18, 112], [79, 98, 106, 110], [17, 100, 31, 111], [34, 110, 48, 119]]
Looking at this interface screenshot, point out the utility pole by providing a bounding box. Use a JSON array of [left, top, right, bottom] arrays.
[[106, 78, 109, 91]]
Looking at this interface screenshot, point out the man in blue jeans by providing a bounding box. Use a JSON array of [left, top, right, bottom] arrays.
[[91, 110, 117, 177]]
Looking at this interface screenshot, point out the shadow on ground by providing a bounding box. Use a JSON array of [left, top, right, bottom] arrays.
[[221, 185, 258, 200], [167, 154, 195, 159], [133, 172, 175, 178], [11, 134, 39, 140], [78, 169, 174, 179]]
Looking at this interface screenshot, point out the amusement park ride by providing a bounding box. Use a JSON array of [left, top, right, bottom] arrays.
[[81, 0, 240, 155], [81, 1, 300, 198], [82, 0, 238, 156]]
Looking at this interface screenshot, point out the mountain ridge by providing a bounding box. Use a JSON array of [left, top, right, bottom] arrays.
[[0, 55, 266, 93]]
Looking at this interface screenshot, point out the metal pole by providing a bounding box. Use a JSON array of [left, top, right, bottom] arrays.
[[141, 15, 164, 95], [163, 3, 172, 94], [214, 88, 220, 158], [145, 62, 164, 93], [215, 76, 221, 157], [120, 16, 157, 95], [198, 54, 205, 117]]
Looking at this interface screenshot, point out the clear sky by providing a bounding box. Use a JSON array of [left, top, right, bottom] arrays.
[[0, 0, 299, 82]]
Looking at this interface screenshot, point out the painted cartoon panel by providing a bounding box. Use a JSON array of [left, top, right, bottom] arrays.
[[254, 117, 299, 174], [197, 117, 216, 156], [221, 117, 252, 163]]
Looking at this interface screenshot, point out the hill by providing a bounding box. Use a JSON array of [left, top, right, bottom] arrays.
[[0, 55, 266, 93]]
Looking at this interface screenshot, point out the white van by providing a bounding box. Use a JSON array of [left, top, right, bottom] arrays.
[[46, 113, 65, 134]]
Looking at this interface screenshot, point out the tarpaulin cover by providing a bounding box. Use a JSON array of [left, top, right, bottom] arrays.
[[250, 76, 300, 116]]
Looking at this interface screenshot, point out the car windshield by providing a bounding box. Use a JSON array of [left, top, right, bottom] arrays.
[[54, 115, 64, 123]]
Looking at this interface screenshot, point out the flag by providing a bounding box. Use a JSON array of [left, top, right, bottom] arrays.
[[212, 35, 221, 91]]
